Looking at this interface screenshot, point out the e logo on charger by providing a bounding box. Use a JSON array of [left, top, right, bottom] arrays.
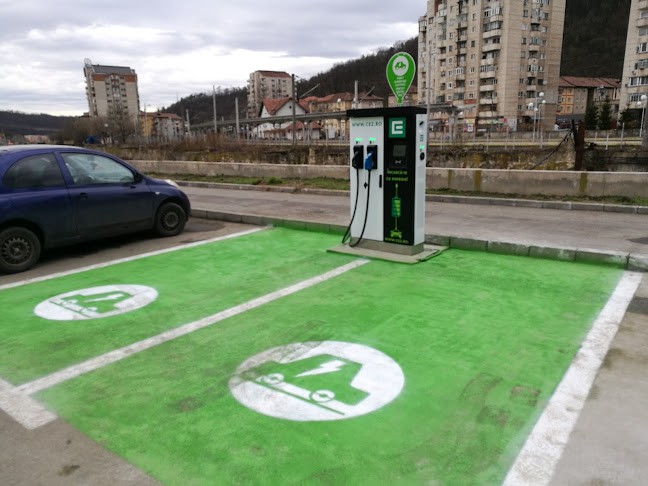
[[389, 118, 406, 138]]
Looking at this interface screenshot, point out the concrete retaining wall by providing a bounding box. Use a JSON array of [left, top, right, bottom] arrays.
[[129, 160, 648, 198], [131, 160, 349, 180]]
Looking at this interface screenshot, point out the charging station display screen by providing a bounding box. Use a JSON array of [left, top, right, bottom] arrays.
[[392, 145, 407, 157], [388, 143, 407, 170]]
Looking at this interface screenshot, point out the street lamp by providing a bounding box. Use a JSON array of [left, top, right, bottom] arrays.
[[537, 99, 546, 147], [527, 102, 534, 139], [143, 103, 148, 142], [532, 91, 545, 142], [640, 94, 648, 137]]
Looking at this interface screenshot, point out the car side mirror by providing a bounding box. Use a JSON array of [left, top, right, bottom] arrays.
[[134, 172, 143, 183]]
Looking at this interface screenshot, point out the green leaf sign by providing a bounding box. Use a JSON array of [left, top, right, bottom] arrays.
[[386, 52, 416, 106]]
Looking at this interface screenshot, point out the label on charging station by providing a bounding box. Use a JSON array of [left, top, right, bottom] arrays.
[[384, 116, 416, 245]]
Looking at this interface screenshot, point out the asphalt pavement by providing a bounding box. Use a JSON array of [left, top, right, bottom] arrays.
[[183, 183, 648, 485], [183, 184, 648, 263]]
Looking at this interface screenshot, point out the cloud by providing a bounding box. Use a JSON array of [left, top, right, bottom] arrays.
[[0, 0, 421, 115]]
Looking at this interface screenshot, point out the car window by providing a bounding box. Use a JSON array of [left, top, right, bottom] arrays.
[[61, 153, 135, 185], [2, 154, 65, 189]]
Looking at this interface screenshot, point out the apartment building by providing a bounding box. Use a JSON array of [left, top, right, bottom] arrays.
[[557, 77, 620, 123], [140, 112, 185, 140], [418, 0, 565, 132], [247, 71, 293, 118], [308, 92, 384, 137], [83, 59, 139, 123], [619, 0, 648, 115]]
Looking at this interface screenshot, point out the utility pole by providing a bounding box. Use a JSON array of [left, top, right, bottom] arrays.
[[235, 98, 240, 140], [292, 73, 297, 145], [212, 85, 217, 134], [353, 80, 358, 109], [573, 120, 585, 171], [185, 109, 190, 135]]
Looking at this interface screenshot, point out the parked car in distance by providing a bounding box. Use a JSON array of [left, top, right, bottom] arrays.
[[0, 145, 191, 273]]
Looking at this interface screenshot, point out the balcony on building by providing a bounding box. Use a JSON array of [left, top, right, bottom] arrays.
[[482, 44, 501, 53], [480, 71, 498, 79], [480, 97, 498, 105], [479, 84, 496, 92], [483, 29, 502, 39]]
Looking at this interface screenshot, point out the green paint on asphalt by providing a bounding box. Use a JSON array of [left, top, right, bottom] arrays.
[[26, 229, 622, 485], [0, 228, 356, 384]]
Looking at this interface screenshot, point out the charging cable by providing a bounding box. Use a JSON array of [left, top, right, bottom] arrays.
[[342, 167, 361, 244], [348, 153, 374, 248]]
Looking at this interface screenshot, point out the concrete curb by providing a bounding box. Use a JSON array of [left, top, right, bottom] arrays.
[[178, 181, 648, 213], [191, 208, 648, 271]]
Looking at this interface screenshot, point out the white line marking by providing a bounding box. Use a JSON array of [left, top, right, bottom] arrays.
[[502, 271, 643, 486], [0, 227, 267, 291], [17, 259, 370, 397], [0, 378, 57, 429]]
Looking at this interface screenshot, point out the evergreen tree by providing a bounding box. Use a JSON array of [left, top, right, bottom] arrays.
[[598, 98, 613, 130], [619, 105, 635, 127], [584, 104, 599, 130]]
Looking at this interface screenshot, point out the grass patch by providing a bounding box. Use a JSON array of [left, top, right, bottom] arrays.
[[427, 188, 648, 206]]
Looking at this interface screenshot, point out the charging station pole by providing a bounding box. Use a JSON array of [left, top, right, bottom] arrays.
[[345, 106, 428, 257]]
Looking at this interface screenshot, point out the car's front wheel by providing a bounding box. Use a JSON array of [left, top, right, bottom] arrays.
[[0, 227, 42, 274], [154, 202, 186, 237]]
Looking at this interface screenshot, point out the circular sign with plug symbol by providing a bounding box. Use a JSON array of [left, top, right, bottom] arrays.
[[229, 341, 405, 421], [392, 56, 409, 76]]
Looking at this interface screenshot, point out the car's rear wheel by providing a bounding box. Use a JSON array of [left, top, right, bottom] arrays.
[[154, 202, 186, 237], [0, 227, 42, 274]]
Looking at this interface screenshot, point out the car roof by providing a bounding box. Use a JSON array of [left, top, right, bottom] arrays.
[[0, 144, 86, 155]]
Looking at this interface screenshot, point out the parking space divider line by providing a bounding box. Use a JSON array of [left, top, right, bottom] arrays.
[[0, 377, 57, 430], [502, 270, 643, 486], [16, 258, 370, 400], [0, 227, 268, 291]]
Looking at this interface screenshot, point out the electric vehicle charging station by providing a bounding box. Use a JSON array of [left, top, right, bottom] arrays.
[[339, 106, 435, 261]]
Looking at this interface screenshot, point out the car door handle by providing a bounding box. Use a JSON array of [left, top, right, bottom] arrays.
[[77, 192, 88, 199]]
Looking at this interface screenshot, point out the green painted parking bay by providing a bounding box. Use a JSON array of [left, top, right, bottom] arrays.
[[0, 227, 627, 485], [0, 228, 359, 384]]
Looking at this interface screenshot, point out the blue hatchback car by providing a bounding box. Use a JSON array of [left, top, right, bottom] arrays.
[[0, 145, 191, 273]]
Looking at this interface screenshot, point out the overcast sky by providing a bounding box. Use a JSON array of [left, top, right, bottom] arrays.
[[1, 0, 421, 116]]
